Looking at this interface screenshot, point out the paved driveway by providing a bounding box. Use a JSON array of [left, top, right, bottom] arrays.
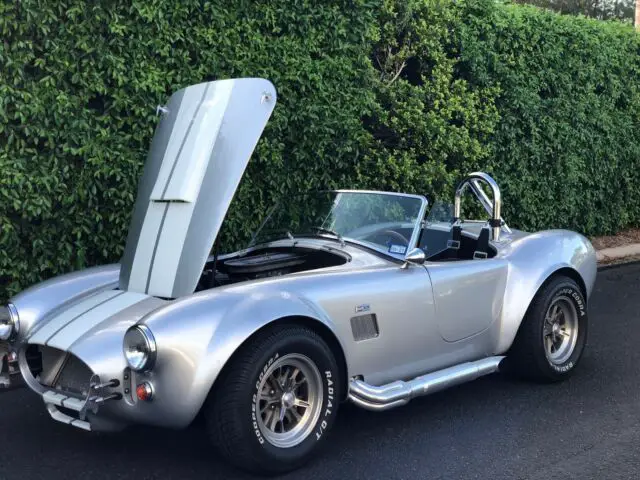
[[1, 263, 639, 480]]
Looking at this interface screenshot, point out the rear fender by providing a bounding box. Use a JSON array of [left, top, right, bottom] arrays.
[[495, 230, 596, 353]]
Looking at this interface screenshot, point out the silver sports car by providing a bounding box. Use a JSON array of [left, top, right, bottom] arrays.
[[0, 78, 597, 475]]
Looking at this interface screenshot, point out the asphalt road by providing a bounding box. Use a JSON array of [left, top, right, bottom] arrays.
[[1, 263, 640, 480]]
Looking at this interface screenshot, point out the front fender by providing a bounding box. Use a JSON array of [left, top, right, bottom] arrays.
[[133, 288, 342, 428], [495, 230, 597, 353], [9, 264, 120, 343]]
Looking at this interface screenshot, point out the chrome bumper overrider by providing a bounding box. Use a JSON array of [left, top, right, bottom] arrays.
[[348, 356, 505, 411], [41, 375, 121, 431], [0, 346, 24, 391]]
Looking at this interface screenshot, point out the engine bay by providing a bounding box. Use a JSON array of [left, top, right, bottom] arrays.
[[196, 246, 349, 291]]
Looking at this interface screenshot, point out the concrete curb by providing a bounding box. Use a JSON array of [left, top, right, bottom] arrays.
[[596, 243, 640, 263]]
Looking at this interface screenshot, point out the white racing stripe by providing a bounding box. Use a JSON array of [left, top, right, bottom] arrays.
[[119, 78, 277, 298], [149, 86, 204, 198], [126, 202, 169, 293], [153, 81, 233, 202], [46, 291, 149, 351], [29, 290, 122, 345], [146, 202, 195, 296]]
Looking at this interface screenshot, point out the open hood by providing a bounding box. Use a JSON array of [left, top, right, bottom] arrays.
[[119, 78, 277, 298]]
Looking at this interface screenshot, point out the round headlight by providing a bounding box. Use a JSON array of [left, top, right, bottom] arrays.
[[123, 325, 156, 371], [0, 304, 19, 341]]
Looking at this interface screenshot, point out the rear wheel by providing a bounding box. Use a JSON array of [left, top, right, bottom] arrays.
[[205, 325, 341, 475], [506, 275, 588, 382]]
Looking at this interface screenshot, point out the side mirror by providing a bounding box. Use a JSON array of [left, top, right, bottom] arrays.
[[401, 248, 426, 269]]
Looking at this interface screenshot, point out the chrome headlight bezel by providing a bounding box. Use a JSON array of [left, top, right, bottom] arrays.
[[0, 304, 20, 341], [123, 325, 157, 371]]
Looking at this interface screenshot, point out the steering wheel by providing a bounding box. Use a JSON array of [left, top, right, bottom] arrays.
[[364, 229, 410, 247]]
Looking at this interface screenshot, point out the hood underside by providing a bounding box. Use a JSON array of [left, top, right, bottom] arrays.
[[119, 78, 277, 298]]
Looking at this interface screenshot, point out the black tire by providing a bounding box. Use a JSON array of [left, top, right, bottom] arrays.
[[205, 325, 341, 476], [505, 275, 588, 383]]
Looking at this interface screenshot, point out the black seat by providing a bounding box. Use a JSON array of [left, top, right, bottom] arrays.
[[419, 226, 455, 257], [447, 225, 461, 250], [473, 227, 490, 259]]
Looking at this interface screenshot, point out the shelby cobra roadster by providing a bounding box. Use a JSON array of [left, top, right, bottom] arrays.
[[0, 78, 597, 474]]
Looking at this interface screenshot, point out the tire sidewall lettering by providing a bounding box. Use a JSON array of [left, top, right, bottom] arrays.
[[252, 352, 280, 446], [557, 287, 586, 317], [313, 370, 335, 441], [250, 350, 338, 449]]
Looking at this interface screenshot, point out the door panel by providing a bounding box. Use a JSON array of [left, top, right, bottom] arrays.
[[313, 265, 437, 384], [426, 259, 508, 342]]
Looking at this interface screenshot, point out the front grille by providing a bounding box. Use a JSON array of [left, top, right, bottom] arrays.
[[55, 355, 92, 396], [34, 345, 93, 397]]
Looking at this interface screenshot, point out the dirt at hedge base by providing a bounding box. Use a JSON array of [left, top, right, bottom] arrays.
[[590, 228, 640, 251]]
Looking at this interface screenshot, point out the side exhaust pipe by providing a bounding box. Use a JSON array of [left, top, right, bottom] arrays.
[[348, 356, 505, 411]]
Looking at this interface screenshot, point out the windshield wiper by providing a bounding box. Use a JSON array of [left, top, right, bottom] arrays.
[[310, 226, 345, 247]]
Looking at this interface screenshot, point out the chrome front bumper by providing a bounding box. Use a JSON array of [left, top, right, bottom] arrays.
[[7, 344, 126, 432], [41, 375, 121, 431]]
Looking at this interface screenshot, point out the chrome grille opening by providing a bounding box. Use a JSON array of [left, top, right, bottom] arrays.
[[34, 345, 93, 397]]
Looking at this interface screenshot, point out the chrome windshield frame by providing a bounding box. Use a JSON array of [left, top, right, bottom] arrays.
[[248, 190, 428, 261]]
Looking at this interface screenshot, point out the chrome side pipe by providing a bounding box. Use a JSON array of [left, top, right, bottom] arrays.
[[348, 356, 505, 411]]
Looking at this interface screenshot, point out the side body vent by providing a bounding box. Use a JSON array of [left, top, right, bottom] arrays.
[[350, 314, 379, 342]]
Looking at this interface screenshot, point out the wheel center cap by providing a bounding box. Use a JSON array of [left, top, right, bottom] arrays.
[[282, 392, 295, 409], [552, 323, 560, 334]]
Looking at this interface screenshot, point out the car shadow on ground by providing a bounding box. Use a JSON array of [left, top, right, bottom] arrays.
[[61, 368, 589, 480]]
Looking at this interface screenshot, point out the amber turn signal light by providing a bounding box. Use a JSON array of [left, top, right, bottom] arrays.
[[136, 382, 154, 401]]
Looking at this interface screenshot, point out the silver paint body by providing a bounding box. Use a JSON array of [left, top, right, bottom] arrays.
[[4, 78, 597, 432]]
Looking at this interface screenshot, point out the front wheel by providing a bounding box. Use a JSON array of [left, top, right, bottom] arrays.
[[505, 275, 588, 382], [205, 325, 341, 475]]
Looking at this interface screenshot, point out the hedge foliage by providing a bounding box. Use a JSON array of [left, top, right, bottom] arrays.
[[1, 0, 639, 300], [459, 0, 640, 235]]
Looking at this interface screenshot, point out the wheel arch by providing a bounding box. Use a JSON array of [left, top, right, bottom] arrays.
[[503, 266, 589, 381], [207, 315, 350, 405], [504, 265, 587, 354], [497, 262, 590, 354], [538, 267, 587, 301], [519, 266, 588, 330]]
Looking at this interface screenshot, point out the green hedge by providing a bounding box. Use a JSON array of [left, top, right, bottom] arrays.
[[458, 0, 640, 234], [0, 0, 381, 298], [2, 0, 640, 301]]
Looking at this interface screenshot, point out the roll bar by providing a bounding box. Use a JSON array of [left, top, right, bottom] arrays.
[[453, 172, 510, 242]]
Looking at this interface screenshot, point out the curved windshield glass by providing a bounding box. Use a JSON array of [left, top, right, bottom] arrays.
[[249, 191, 425, 256]]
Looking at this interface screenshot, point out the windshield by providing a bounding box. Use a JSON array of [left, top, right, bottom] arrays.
[[250, 191, 426, 256]]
